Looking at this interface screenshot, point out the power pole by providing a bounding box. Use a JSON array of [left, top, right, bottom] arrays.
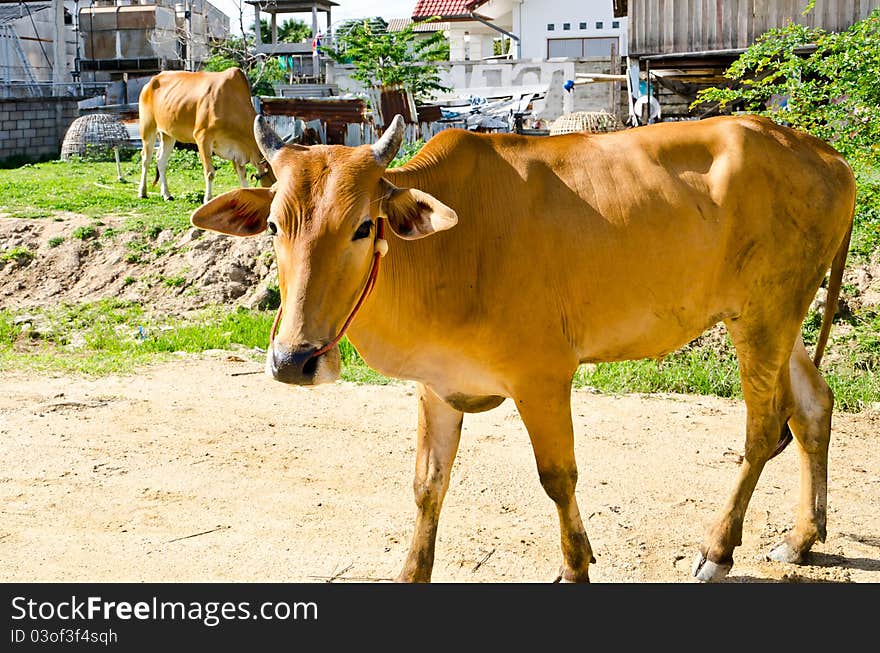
[[52, 0, 67, 84], [185, 0, 193, 71]]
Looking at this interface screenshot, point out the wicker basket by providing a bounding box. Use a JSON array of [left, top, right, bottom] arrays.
[[61, 113, 131, 161], [549, 110, 625, 135]]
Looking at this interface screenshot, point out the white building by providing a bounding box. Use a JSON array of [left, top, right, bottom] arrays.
[[410, 0, 626, 62], [513, 0, 627, 59]]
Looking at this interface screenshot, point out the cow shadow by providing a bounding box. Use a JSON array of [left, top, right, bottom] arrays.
[[722, 550, 880, 583]]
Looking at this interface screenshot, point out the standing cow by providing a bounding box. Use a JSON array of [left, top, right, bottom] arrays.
[[137, 67, 275, 203], [190, 113, 854, 582]]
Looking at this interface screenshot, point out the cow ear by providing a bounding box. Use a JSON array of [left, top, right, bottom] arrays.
[[379, 180, 458, 240], [190, 188, 273, 236]]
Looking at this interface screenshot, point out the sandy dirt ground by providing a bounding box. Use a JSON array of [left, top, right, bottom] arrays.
[[1, 354, 878, 584]]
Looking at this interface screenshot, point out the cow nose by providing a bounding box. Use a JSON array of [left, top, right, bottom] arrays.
[[270, 343, 320, 384]]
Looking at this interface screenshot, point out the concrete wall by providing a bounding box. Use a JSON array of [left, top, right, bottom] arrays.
[[516, 0, 627, 59], [0, 5, 77, 83], [328, 57, 627, 123], [0, 97, 79, 163]]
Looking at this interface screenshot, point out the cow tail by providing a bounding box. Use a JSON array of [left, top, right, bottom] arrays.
[[812, 220, 853, 368], [152, 165, 159, 187], [769, 215, 853, 461]]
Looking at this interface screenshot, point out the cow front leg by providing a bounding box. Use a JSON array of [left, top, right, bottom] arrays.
[[396, 383, 463, 583], [138, 131, 155, 198], [234, 161, 249, 188], [156, 132, 176, 201], [194, 133, 215, 203], [515, 380, 593, 582]]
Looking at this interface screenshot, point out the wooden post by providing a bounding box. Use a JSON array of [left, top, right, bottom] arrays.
[[609, 41, 620, 119]]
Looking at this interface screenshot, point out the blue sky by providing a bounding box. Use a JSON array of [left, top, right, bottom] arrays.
[[215, 0, 417, 35]]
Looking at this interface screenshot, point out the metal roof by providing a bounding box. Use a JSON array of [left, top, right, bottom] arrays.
[[0, 2, 50, 26]]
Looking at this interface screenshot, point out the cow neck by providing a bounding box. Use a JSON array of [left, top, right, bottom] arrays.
[[269, 219, 386, 360]]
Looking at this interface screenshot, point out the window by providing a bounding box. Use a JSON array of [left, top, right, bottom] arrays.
[[612, 20, 620, 28], [579, 22, 587, 29], [547, 23, 555, 31], [548, 37, 619, 58], [563, 23, 571, 31], [596, 21, 604, 29]]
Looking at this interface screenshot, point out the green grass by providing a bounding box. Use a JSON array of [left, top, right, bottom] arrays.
[[162, 275, 187, 288], [574, 347, 742, 399], [47, 236, 64, 248], [1, 246, 34, 263], [72, 224, 97, 240], [571, 314, 880, 413], [0, 299, 390, 383], [0, 149, 247, 227], [1, 298, 873, 408]]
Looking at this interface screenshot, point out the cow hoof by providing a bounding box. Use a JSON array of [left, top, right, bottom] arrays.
[[163, 195, 175, 201], [691, 551, 732, 582], [553, 566, 590, 583], [767, 541, 804, 565]]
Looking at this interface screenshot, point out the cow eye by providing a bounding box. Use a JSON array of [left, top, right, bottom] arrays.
[[267, 220, 278, 236], [353, 219, 373, 241]]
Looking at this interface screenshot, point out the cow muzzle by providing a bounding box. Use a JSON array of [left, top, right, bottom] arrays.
[[266, 342, 340, 386]]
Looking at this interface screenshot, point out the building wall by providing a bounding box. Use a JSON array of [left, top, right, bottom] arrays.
[[515, 0, 627, 59], [447, 24, 499, 61], [627, 0, 880, 56], [0, 96, 79, 163], [1, 4, 77, 83]]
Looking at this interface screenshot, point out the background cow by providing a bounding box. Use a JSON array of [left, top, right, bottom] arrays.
[[190, 113, 855, 583], [137, 67, 275, 203]]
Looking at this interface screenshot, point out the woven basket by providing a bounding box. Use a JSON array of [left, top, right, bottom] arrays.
[[61, 113, 131, 161], [549, 110, 625, 135]]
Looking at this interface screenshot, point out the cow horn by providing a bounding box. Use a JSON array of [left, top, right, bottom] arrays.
[[372, 114, 405, 167], [254, 115, 284, 162]]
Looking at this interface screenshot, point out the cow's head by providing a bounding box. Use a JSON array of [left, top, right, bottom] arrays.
[[190, 114, 458, 385]]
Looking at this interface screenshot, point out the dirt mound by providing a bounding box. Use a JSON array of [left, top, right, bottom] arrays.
[[0, 215, 278, 314], [4, 214, 880, 321]]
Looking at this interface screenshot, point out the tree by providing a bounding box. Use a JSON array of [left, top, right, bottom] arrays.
[[203, 35, 285, 97], [692, 8, 880, 168], [257, 18, 312, 44], [322, 18, 450, 102]]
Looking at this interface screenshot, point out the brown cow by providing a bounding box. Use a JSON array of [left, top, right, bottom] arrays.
[[190, 113, 855, 582], [137, 67, 275, 203]]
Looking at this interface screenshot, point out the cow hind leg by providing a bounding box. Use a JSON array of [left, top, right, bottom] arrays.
[[692, 318, 797, 582], [396, 384, 463, 583], [515, 380, 593, 582], [156, 132, 176, 201], [767, 335, 833, 564]]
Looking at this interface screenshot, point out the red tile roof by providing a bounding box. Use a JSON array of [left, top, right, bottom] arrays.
[[412, 0, 488, 19]]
